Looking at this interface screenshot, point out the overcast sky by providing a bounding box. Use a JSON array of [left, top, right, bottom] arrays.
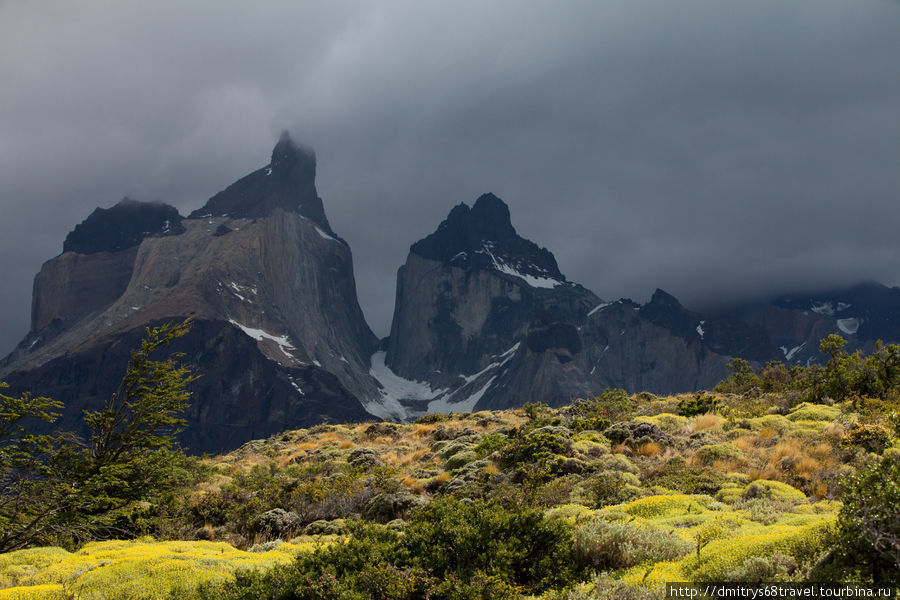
[[2, 0, 899, 355]]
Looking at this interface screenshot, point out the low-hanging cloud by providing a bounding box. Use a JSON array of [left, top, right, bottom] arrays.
[[1, 0, 899, 355]]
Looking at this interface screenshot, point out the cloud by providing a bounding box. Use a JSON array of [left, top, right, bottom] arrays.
[[1, 0, 899, 354]]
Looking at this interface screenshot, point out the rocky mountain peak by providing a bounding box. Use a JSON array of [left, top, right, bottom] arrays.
[[410, 193, 563, 283], [63, 198, 184, 255], [639, 288, 702, 340], [188, 132, 334, 234], [270, 130, 316, 182]]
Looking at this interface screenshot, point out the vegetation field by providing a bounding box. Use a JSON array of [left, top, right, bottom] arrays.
[[2, 333, 900, 597]]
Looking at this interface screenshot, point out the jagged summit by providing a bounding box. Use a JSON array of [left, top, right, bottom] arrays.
[[270, 130, 316, 181], [638, 288, 703, 341], [63, 198, 184, 255], [188, 132, 335, 234], [410, 193, 564, 286]]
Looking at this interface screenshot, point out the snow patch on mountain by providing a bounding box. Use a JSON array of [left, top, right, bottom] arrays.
[[367, 351, 448, 420], [837, 318, 860, 335], [588, 302, 612, 317], [781, 343, 805, 361], [460, 343, 519, 385], [228, 319, 295, 358], [478, 243, 562, 289], [314, 225, 338, 242], [429, 377, 496, 414]]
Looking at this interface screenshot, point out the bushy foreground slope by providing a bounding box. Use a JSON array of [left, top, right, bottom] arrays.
[[4, 379, 897, 598]]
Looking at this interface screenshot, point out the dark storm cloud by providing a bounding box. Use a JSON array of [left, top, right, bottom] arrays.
[[2, 0, 899, 354]]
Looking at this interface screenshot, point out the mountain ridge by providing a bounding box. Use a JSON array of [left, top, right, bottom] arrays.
[[5, 133, 900, 451]]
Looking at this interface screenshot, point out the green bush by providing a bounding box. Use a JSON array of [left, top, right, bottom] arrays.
[[678, 394, 720, 418], [833, 451, 900, 584], [590, 471, 643, 507], [401, 497, 580, 592], [498, 431, 572, 484], [572, 517, 691, 571], [645, 467, 729, 496], [202, 498, 580, 599], [472, 432, 509, 458], [695, 443, 744, 465], [841, 423, 893, 454]]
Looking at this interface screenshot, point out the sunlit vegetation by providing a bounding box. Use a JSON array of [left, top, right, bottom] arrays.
[[2, 334, 900, 597]]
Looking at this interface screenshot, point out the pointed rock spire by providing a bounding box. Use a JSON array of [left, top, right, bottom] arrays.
[[270, 130, 316, 181], [188, 131, 335, 234]]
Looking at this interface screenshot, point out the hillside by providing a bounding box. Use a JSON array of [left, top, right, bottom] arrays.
[[3, 353, 898, 598]]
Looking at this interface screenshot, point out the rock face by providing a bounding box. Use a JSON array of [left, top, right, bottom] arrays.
[[7, 135, 900, 450], [371, 194, 735, 419], [372, 194, 900, 419], [1, 132, 377, 453]]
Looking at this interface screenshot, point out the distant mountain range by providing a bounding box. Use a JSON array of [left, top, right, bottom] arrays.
[[3, 132, 899, 453]]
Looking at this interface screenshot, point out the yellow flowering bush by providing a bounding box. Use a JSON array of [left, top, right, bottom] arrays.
[[0, 584, 66, 600], [786, 403, 841, 422], [620, 494, 716, 519], [0, 549, 70, 589], [0, 539, 320, 600], [685, 518, 834, 581], [633, 413, 688, 434], [716, 479, 807, 504]]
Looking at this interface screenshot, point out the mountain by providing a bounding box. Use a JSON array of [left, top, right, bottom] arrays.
[[368, 195, 733, 419], [707, 281, 900, 366], [369, 195, 900, 419], [6, 136, 900, 450], [0, 132, 378, 453]]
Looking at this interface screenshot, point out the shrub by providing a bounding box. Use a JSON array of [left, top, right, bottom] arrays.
[[590, 471, 642, 507], [678, 394, 719, 418], [620, 494, 715, 519], [716, 480, 807, 505], [687, 519, 833, 582], [694, 516, 742, 560], [571, 415, 612, 432], [602, 422, 632, 445], [694, 443, 743, 465], [572, 518, 691, 571], [841, 423, 893, 454], [786, 403, 841, 422], [364, 492, 425, 523], [723, 553, 798, 582], [252, 509, 301, 540], [472, 432, 509, 458], [401, 497, 580, 593], [645, 467, 729, 496], [833, 451, 900, 584], [570, 573, 666, 600], [498, 430, 572, 484]]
